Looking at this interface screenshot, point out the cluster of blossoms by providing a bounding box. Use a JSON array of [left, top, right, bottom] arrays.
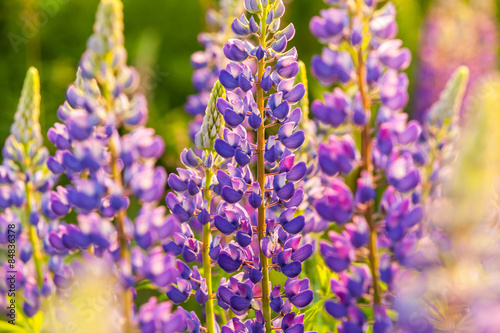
[[0, 68, 57, 319], [414, 0, 498, 120], [186, 0, 245, 139], [165, 0, 314, 332], [41, 0, 198, 331], [307, 0, 425, 331], [5, 0, 500, 332]]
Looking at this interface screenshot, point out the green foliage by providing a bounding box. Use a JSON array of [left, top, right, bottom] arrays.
[[303, 298, 328, 331], [0, 321, 31, 333], [0, 302, 43, 333], [392, 0, 424, 112], [301, 253, 337, 331]]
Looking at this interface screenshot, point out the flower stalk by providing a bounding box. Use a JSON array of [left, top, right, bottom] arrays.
[[110, 140, 133, 333], [26, 183, 44, 288], [355, 10, 381, 305], [256, 6, 272, 331], [203, 167, 216, 333]]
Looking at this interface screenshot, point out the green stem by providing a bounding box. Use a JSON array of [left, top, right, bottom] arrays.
[[256, 7, 272, 332], [25, 183, 43, 289], [356, 23, 381, 308], [422, 141, 437, 201], [203, 167, 216, 333], [109, 141, 133, 333], [103, 82, 132, 333], [22, 144, 43, 289]]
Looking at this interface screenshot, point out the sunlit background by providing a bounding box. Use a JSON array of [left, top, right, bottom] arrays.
[[3, 0, 496, 173]]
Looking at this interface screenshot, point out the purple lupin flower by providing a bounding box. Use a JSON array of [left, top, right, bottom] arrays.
[[138, 296, 201, 333], [44, 0, 177, 330], [309, 0, 423, 331], [167, 1, 311, 331], [216, 1, 313, 330]]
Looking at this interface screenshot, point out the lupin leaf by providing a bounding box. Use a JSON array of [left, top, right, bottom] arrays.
[[303, 298, 327, 331], [0, 321, 30, 333]]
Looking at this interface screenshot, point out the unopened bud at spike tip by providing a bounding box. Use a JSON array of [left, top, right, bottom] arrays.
[[196, 81, 226, 151]]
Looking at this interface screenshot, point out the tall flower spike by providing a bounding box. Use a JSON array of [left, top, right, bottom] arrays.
[[310, 1, 423, 331], [10, 68, 41, 149], [426, 66, 469, 141], [45, 1, 176, 331], [166, 81, 232, 333], [1, 67, 56, 318], [211, 0, 311, 331], [170, 1, 311, 331], [421, 66, 469, 200]]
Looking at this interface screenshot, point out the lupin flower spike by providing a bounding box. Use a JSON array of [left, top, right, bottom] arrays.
[[167, 1, 312, 332], [308, 0, 424, 331], [421, 66, 469, 199], [44, 0, 176, 331], [1, 67, 56, 318], [166, 80, 228, 332], [426, 66, 469, 140], [217, 0, 312, 330]]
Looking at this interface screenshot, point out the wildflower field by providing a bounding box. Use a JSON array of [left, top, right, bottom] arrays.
[[1, 0, 500, 332]]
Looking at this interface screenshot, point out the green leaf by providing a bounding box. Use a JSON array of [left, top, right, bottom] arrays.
[[8, 303, 30, 332], [31, 312, 43, 333], [158, 293, 169, 302], [305, 253, 336, 296], [9, 302, 43, 333], [135, 280, 155, 291], [360, 306, 374, 320], [0, 321, 31, 333], [269, 268, 288, 289], [387, 309, 399, 321], [303, 297, 327, 330]]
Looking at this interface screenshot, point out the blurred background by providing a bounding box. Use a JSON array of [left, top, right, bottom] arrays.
[[0, 0, 498, 173]]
